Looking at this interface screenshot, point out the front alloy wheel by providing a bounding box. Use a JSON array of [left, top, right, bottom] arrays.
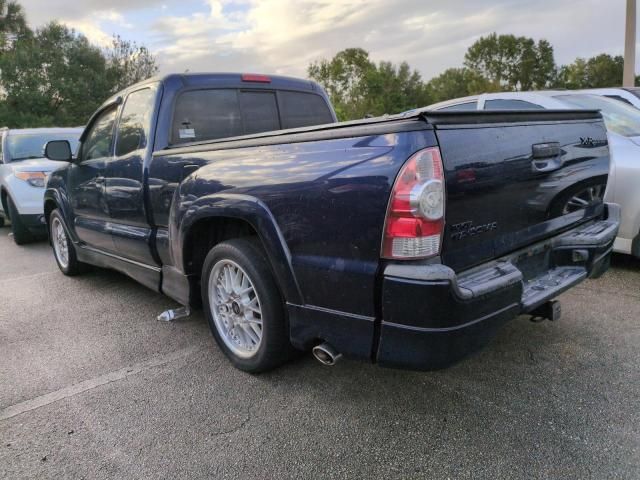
[[51, 216, 70, 269], [48, 209, 86, 276]]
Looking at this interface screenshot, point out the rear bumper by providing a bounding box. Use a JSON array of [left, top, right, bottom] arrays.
[[376, 203, 620, 370]]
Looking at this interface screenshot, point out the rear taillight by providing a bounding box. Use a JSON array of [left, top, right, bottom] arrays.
[[381, 147, 445, 259]]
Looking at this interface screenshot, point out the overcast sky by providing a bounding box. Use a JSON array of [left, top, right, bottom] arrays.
[[17, 0, 636, 80]]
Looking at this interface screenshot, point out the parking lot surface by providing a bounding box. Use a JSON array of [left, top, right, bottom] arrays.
[[1, 226, 639, 479]]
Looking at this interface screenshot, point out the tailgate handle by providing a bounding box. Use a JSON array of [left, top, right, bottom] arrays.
[[532, 142, 560, 158], [531, 142, 562, 172]]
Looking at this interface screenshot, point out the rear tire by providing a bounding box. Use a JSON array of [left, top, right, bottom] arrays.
[[7, 196, 33, 245], [49, 209, 87, 276], [201, 238, 293, 373]]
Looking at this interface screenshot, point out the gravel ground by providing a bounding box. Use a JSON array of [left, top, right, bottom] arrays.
[[0, 226, 638, 479]]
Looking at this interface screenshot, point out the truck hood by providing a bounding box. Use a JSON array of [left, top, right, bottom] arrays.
[[11, 158, 69, 173]]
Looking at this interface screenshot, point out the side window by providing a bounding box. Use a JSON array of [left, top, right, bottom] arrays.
[[81, 108, 117, 161], [437, 102, 478, 111], [171, 90, 242, 144], [239, 91, 280, 135], [484, 99, 544, 110], [279, 91, 334, 128], [116, 89, 156, 157]]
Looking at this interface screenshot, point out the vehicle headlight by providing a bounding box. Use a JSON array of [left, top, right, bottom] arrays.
[[15, 171, 47, 188]]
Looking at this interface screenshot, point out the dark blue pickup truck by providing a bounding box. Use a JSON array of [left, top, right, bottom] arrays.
[[43, 73, 619, 372]]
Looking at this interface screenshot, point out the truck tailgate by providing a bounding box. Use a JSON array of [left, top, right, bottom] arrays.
[[424, 110, 610, 272]]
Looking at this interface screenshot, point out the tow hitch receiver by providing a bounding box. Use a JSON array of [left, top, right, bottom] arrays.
[[529, 300, 561, 323]]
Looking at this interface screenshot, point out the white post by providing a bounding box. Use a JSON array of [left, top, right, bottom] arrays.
[[623, 0, 636, 86]]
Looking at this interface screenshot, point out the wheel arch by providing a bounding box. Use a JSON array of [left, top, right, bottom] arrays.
[[0, 187, 9, 219], [43, 189, 71, 237], [176, 194, 303, 306]]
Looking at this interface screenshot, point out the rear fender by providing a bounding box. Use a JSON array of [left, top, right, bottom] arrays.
[[174, 192, 303, 305]]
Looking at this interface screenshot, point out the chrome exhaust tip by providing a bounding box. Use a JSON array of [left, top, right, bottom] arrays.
[[312, 342, 343, 366]]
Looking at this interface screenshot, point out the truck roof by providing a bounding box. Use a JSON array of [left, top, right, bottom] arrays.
[[102, 72, 326, 107]]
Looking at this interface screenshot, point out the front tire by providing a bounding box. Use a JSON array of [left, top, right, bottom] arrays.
[[7, 196, 33, 245], [49, 209, 86, 276], [201, 238, 293, 373]]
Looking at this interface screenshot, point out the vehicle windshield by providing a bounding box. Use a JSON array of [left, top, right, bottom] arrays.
[[6, 133, 80, 162], [554, 94, 640, 137]]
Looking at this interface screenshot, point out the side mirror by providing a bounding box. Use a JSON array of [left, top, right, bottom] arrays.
[[45, 140, 72, 162]]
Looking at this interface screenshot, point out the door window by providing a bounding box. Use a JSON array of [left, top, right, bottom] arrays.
[[171, 89, 243, 144], [82, 108, 117, 161], [437, 102, 478, 111], [484, 99, 544, 110], [116, 89, 156, 156]]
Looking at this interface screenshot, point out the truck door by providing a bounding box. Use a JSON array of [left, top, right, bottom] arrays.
[[68, 105, 118, 252], [106, 86, 159, 266]]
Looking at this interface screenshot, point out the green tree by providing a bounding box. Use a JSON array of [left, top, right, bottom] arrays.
[[308, 48, 376, 120], [365, 61, 431, 116], [0, 0, 29, 53], [555, 54, 624, 89], [308, 48, 431, 120], [0, 22, 114, 127], [426, 67, 496, 103], [104, 35, 159, 93], [0, 11, 159, 128], [464, 33, 556, 90]]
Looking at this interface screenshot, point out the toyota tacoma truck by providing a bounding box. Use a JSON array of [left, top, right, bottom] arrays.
[[43, 73, 619, 372]]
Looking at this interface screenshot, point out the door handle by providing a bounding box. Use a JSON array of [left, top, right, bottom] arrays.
[[531, 142, 563, 173], [532, 142, 560, 159]]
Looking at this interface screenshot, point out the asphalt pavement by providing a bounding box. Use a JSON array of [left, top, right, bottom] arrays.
[[1, 225, 639, 479]]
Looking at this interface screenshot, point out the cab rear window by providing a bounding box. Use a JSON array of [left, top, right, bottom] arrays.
[[171, 89, 333, 144], [279, 91, 334, 128]]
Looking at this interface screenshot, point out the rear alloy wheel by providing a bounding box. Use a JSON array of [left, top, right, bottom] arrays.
[[210, 259, 264, 358], [201, 238, 293, 372], [562, 183, 606, 215], [49, 209, 86, 276]]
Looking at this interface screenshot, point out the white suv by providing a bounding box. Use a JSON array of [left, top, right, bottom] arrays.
[[0, 127, 82, 244]]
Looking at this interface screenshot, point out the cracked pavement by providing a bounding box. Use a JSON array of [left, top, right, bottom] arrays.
[[1, 227, 639, 479]]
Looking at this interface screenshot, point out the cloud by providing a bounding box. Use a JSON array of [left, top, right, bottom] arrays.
[[17, 0, 633, 81], [63, 18, 114, 46]]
